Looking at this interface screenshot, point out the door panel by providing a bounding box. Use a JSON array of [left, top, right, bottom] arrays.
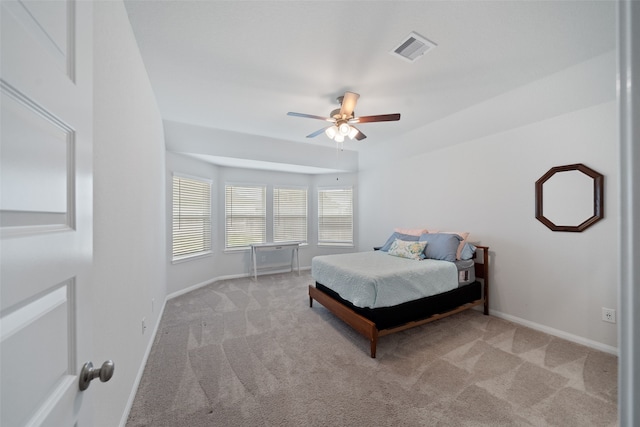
[[1, 1, 93, 425], [1, 282, 76, 426], [0, 85, 74, 231], [1, 0, 75, 80]]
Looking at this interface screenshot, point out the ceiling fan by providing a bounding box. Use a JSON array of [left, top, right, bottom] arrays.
[[287, 92, 400, 143]]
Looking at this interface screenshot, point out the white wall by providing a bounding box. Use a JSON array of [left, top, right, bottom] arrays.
[[358, 51, 618, 351], [166, 151, 358, 295], [93, 2, 166, 426]]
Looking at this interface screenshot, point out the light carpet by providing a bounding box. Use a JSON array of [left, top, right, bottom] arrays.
[[126, 272, 617, 426]]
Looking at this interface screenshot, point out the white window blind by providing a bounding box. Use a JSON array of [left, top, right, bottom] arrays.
[[172, 175, 211, 260], [318, 187, 353, 246], [225, 185, 266, 249], [273, 187, 307, 243]]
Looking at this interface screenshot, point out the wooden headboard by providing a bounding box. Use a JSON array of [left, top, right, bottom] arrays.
[[473, 245, 490, 315]]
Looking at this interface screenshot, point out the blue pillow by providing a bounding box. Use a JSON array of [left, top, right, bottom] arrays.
[[418, 233, 462, 262], [379, 232, 419, 252], [460, 242, 477, 260]]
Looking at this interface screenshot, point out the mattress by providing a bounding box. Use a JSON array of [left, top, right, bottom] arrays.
[[315, 281, 482, 330], [454, 259, 476, 286], [311, 251, 459, 309]]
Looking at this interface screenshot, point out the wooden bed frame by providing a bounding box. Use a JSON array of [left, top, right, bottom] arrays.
[[309, 245, 489, 358]]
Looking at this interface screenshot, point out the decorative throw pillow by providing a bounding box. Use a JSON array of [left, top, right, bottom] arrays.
[[388, 239, 427, 260], [418, 233, 461, 262], [380, 232, 419, 252]]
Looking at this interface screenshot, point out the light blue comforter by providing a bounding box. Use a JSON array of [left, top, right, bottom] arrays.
[[311, 251, 458, 309]]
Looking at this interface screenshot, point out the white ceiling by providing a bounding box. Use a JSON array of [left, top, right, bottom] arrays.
[[124, 0, 616, 172]]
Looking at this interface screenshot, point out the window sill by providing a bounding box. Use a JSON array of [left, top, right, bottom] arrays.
[[224, 247, 250, 254], [317, 243, 354, 248], [171, 251, 212, 264]]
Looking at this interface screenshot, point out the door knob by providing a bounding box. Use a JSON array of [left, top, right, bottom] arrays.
[[79, 360, 115, 391]]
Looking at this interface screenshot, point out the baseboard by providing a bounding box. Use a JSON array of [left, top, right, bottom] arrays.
[[166, 266, 312, 301], [167, 274, 247, 300], [119, 297, 168, 427], [490, 309, 618, 356]]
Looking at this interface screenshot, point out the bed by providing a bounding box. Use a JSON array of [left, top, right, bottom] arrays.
[[308, 233, 489, 358]]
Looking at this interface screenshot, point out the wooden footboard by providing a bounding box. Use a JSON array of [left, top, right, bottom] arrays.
[[309, 285, 379, 357], [309, 245, 490, 358]]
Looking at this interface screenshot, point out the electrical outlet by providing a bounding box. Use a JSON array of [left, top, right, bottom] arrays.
[[142, 317, 147, 334], [151, 298, 155, 313], [602, 308, 616, 324]]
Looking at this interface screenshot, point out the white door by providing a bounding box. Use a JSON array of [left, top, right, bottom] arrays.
[[1, 1, 95, 425]]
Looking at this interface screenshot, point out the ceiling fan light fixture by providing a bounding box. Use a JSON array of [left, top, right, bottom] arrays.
[[325, 126, 338, 139], [288, 90, 401, 143]]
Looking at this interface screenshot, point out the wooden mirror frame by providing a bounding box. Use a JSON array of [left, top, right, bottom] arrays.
[[535, 163, 604, 232]]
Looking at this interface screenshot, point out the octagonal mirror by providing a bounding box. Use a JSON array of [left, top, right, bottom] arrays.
[[535, 163, 603, 232]]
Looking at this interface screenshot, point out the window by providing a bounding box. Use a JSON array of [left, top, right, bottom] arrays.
[[273, 187, 307, 243], [172, 175, 211, 261], [318, 187, 353, 246], [225, 184, 266, 249]]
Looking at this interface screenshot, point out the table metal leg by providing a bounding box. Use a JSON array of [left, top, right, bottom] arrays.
[[252, 247, 257, 281]]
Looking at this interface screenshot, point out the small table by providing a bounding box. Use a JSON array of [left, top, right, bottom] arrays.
[[250, 242, 300, 281]]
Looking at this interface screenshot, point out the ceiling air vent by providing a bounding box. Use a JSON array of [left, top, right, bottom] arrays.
[[390, 32, 437, 63]]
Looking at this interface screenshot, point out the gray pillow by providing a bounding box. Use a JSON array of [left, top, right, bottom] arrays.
[[418, 233, 462, 262], [379, 232, 419, 252]]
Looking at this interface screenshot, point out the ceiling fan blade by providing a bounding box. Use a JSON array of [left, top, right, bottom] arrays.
[[339, 92, 360, 118], [306, 127, 330, 138], [351, 126, 367, 141], [287, 112, 334, 122], [350, 113, 401, 124]]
